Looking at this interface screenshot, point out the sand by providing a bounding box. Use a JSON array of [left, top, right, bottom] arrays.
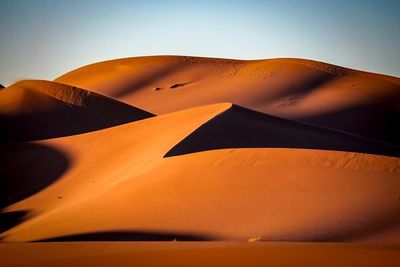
[[1, 242, 399, 267], [1, 56, 400, 266]]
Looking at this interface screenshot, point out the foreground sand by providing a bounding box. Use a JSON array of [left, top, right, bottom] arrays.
[[1, 242, 399, 267]]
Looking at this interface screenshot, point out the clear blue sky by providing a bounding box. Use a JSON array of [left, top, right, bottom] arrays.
[[1, 0, 399, 85]]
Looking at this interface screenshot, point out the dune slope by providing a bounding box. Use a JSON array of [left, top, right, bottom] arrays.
[[0, 80, 153, 142], [2, 103, 399, 243], [166, 104, 399, 157], [56, 56, 400, 145]]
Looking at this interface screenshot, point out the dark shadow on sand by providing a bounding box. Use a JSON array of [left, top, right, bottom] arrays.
[[111, 61, 184, 98], [165, 105, 400, 158], [0, 143, 70, 209], [257, 69, 336, 104], [0, 210, 29, 234], [0, 90, 153, 142], [301, 103, 400, 146], [34, 231, 214, 242]]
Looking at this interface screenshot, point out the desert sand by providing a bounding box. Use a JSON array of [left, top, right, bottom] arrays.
[[1, 242, 399, 267], [1, 56, 400, 266]]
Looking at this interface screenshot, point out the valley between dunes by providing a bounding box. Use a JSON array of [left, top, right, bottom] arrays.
[[1, 56, 400, 266]]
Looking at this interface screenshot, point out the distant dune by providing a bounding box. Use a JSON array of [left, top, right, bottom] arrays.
[[56, 56, 400, 145], [1, 56, 400, 266], [0, 80, 153, 142]]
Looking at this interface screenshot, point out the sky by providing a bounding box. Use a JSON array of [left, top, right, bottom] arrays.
[[0, 0, 399, 86]]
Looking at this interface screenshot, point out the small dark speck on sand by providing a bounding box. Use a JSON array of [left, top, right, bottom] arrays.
[[170, 83, 184, 89]]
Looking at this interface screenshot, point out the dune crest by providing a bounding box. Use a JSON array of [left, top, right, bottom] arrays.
[[0, 79, 153, 142]]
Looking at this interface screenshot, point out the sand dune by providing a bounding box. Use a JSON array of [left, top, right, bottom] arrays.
[[2, 103, 399, 243], [56, 56, 400, 144], [0, 80, 153, 142], [2, 56, 400, 266]]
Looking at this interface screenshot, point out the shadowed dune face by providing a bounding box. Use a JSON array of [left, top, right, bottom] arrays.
[[303, 102, 400, 146], [55, 56, 400, 145], [35, 231, 212, 242], [109, 61, 186, 98], [0, 80, 153, 142], [166, 105, 399, 158], [0, 143, 70, 209], [0, 211, 29, 235]]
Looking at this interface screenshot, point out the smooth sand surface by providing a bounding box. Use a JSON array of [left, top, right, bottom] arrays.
[[0, 242, 399, 267], [56, 56, 400, 144]]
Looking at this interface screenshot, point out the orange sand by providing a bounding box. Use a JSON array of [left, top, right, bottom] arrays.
[[1, 56, 400, 266], [1, 242, 399, 267]]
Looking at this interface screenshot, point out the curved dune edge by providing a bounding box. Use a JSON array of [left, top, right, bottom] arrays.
[[55, 55, 400, 145], [1, 103, 399, 243], [0, 79, 153, 142]]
